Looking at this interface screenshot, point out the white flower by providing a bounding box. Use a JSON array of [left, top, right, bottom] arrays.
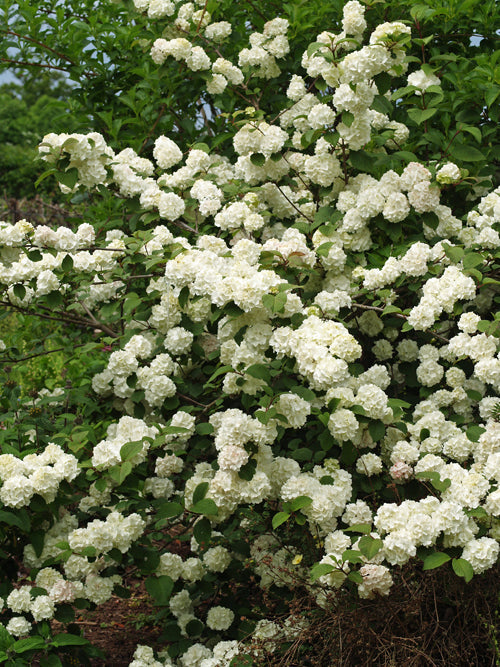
[[356, 453, 383, 476], [407, 68, 440, 94], [206, 606, 234, 631], [6, 616, 32, 637]]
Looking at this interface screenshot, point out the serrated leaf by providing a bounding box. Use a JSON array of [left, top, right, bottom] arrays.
[[450, 143, 485, 162], [13, 284, 26, 301], [191, 498, 218, 515], [466, 425, 486, 442], [408, 107, 437, 124], [145, 575, 174, 605], [310, 562, 335, 582], [358, 536, 383, 560], [368, 421, 385, 442], [195, 422, 214, 435], [422, 552, 451, 570], [347, 571, 363, 583], [290, 496, 313, 512], [272, 512, 290, 529], [344, 523, 372, 534], [13, 636, 46, 653], [452, 558, 474, 583], [342, 549, 364, 564], [57, 168, 79, 190], [156, 501, 184, 519], [193, 482, 209, 505], [61, 254, 73, 272], [442, 243, 464, 263], [120, 440, 143, 462], [245, 364, 271, 384], [250, 153, 265, 167], [193, 517, 211, 545], [462, 253, 483, 269]]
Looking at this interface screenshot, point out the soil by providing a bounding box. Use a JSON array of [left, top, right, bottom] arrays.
[[47, 573, 167, 667]]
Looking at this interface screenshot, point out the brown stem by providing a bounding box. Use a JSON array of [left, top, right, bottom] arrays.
[[138, 104, 167, 155], [3, 29, 76, 63], [0, 301, 119, 338], [0, 57, 69, 73], [351, 302, 450, 343], [0, 343, 87, 364]]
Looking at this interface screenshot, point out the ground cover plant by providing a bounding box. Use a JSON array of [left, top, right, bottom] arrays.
[[0, 0, 499, 664]]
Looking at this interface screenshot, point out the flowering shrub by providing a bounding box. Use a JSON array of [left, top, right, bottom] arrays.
[[0, 0, 499, 664]]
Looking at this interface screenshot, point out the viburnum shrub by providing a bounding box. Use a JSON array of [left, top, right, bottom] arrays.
[[0, 0, 499, 664]]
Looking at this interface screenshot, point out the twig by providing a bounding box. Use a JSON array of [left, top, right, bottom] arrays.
[[2, 29, 76, 63]]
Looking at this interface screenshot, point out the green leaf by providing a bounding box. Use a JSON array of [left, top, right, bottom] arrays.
[[452, 558, 474, 583], [422, 552, 451, 570], [245, 364, 271, 385], [186, 619, 204, 637], [442, 243, 464, 263], [310, 562, 335, 582], [466, 425, 486, 442], [204, 365, 233, 387], [13, 284, 26, 301], [120, 440, 143, 462], [195, 422, 214, 435], [156, 501, 184, 519], [40, 655, 62, 667], [349, 150, 377, 173], [460, 125, 482, 143], [368, 421, 385, 442], [407, 107, 437, 124], [358, 536, 383, 560], [250, 153, 265, 167], [35, 168, 57, 188], [314, 206, 338, 225], [13, 636, 46, 653], [230, 655, 254, 667], [191, 498, 218, 515], [0, 625, 14, 651], [342, 549, 364, 564], [344, 523, 372, 534], [342, 111, 354, 127], [290, 496, 313, 512], [0, 510, 30, 532], [450, 144, 485, 162], [193, 517, 211, 545], [57, 168, 79, 190], [272, 512, 290, 529], [485, 87, 500, 108], [347, 571, 363, 584], [193, 482, 209, 505], [61, 254, 73, 272], [145, 575, 174, 605], [462, 253, 483, 269], [415, 471, 451, 492]]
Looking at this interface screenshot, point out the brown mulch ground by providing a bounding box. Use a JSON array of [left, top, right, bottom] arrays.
[[51, 577, 166, 667]]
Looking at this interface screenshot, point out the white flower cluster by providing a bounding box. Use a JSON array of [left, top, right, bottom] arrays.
[[68, 511, 146, 555], [0, 444, 79, 508], [91, 416, 159, 469], [270, 315, 361, 390]]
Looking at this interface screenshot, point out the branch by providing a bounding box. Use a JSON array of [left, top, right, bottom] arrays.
[[2, 29, 76, 64], [139, 104, 167, 155], [0, 343, 87, 364], [0, 58, 69, 73], [351, 302, 450, 343], [0, 301, 119, 338]]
